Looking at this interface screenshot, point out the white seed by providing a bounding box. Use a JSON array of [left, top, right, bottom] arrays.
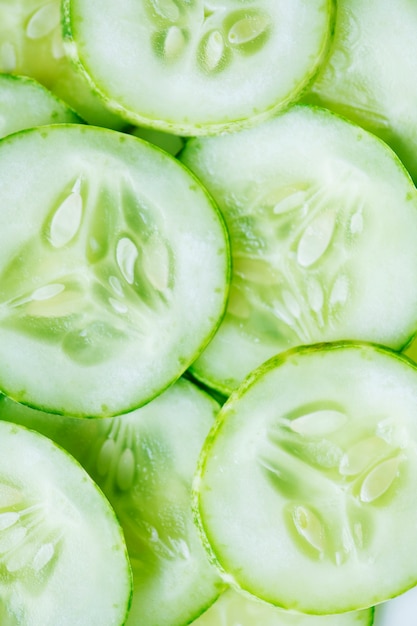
[[201, 30, 225, 72], [96, 438, 116, 476], [49, 179, 83, 248], [329, 274, 349, 307], [151, 0, 180, 21], [228, 14, 270, 45], [33, 542, 55, 572], [290, 409, 348, 438], [30, 283, 65, 302], [293, 505, 325, 552], [339, 436, 390, 476], [109, 298, 129, 314], [297, 210, 336, 268], [360, 456, 401, 503], [116, 237, 138, 285], [164, 26, 186, 59], [307, 278, 324, 314], [0, 484, 22, 508], [0, 512, 20, 531], [109, 275, 124, 297], [0, 42, 17, 72], [26, 2, 61, 40], [272, 189, 307, 215], [142, 235, 170, 290], [116, 448, 136, 491], [350, 209, 363, 235], [282, 290, 301, 319], [0, 526, 27, 556], [51, 28, 65, 59]]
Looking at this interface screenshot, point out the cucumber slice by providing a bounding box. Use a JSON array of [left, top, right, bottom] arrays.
[[0, 420, 131, 625], [194, 342, 417, 613], [0, 73, 82, 139], [0, 125, 229, 417], [62, 0, 334, 135], [192, 588, 374, 625], [180, 105, 417, 395], [0, 379, 226, 626], [303, 0, 417, 183], [0, 0, 126, 129]]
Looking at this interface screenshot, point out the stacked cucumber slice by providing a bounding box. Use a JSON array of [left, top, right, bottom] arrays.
[[180, 105, 417, 394], [1, 1, 417, 625]]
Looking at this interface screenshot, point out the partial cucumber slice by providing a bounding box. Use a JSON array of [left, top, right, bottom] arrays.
[[0, 379, 226, 626], [0, 0, 126, 128], [62, 0, 333, 135], [180, 105, 417, 395], [193, 588, 374, 625], [0, 125, 229, 417], [0, 73, 81, 139], [304, 0, 417, 183], [0, 420, 131, 625], [194, 342, 417, 613]]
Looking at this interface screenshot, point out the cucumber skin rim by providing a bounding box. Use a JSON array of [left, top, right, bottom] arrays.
[[0, 73, 85, 126], [0, 123, 231, 419], [192, 340, 417, 615], [61, 0, 336, 136]]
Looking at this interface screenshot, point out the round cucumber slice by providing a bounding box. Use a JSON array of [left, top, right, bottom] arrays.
[[0, 420, 131, 625], [180, 104, 417, 395], [0, 379, 226, 626], [192, 588, 374, 625], [0, 125, 229, 417], [194, 342, 417, 613], [0, 0, 126, 129], [0, 73, 82, 139], [304, 0, 417, 183], [62, 0, 334, 135]]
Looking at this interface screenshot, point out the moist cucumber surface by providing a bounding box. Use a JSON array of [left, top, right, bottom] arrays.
[[0, 124, 229, 417], [194, 342, 417, 614], [0, 378, 225, 626], [180, 104, 417, 395], [62, 0, 334, 135], [304, 0, 417, 183], [192, 587, 374, 625], [0, 0, 126, 128], [0, 420, 131, 625], [0, 73, 81, 139]]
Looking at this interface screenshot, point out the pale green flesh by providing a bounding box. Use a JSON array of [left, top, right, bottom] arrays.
[[0, 125, 229, 417], [180, 105, 417, 395], [0, 73, 81, 139], [195, 343, 417, 613], [193, 588, 374, 625], [63, 0, 333, 134], [304, 0, 417, 183], [0, 0, 126, 128], [0, 421, 131, 626], [0, 379, 225, 626]]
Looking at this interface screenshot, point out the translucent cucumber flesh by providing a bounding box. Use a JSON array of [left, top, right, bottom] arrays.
[[180, 105, 417, 394], [0, 379, 225, 626], [0, 0, 126, 128], [193, 588, 374, 625], [0, 73, 81, 139], [0, 421, 131, 625], [0, 125, 229, 416], [195, 343, 417, 613], [304, 0, 417, 183], [63, 0, 333, 133]]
